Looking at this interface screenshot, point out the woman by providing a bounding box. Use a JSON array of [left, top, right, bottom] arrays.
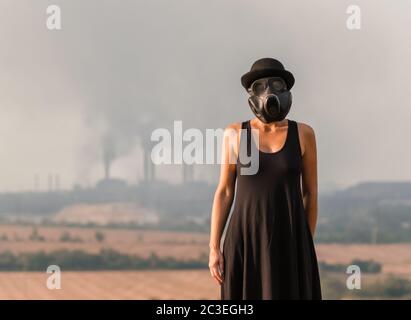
[[208, 58, 322, 299]]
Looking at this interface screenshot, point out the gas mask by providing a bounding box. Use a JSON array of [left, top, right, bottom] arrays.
[[247, 76, 292, 123]]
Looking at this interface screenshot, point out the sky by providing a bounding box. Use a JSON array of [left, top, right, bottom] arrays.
[[0, 0, 410, 193]]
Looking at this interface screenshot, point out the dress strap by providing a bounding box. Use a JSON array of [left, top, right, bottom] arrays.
[[240, 120, 251, 158], [246, 120, 251, 157], [291, 120, 303, 158], [287, 120, 302, 159]]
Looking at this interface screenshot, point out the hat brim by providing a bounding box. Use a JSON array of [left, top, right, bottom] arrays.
[[241, 69, 295, 91]]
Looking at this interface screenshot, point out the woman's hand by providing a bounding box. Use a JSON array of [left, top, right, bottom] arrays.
[[209, 247, 224, 285]]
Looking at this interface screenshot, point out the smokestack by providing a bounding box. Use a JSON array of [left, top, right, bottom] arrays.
[[54, 174, 60, 191], [48, 173, 53, 192], [150, 158, 156, 181], [34, 173, 39, 192], [103, 135, 115, 180], [142, 139, 155, 182], [104, 155, 111, 180]]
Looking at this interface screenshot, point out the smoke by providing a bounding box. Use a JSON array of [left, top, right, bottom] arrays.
[[38, 0, 257, 184], [1, 0, 411, 189]]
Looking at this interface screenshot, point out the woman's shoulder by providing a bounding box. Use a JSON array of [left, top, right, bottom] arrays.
[[294, 120, 316, 137], [223, 121, 245, 139], [225, 121, 244, 131], [220, 121, 244, 160], [293, 120, 316, 156]]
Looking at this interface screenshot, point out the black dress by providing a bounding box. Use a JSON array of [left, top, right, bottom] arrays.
[[220, 119, 322, 300]]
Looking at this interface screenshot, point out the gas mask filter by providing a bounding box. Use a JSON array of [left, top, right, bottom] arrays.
[[247, 76, 292, 123]]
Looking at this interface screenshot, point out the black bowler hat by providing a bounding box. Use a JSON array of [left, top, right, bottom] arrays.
[[241, 57, 295, 91]]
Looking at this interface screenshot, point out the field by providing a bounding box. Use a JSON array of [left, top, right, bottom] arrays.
[[316, 243, 411, 279], [0, 270, 219, 300], [0, 224, 410, 299], [0, 225, 209, 260]]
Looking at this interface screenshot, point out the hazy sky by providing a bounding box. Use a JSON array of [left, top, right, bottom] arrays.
[[0, 0, 410, 192]]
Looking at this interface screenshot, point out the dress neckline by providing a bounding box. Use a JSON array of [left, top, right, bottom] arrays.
[[248, 119, 291, 155]]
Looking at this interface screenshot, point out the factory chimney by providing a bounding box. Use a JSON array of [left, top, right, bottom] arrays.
[[103, 135, 115, 180]]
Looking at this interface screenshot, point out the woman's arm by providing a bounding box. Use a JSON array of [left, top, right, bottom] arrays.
[[209, 123, 239, 285], [300, 123, 319, 237]]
